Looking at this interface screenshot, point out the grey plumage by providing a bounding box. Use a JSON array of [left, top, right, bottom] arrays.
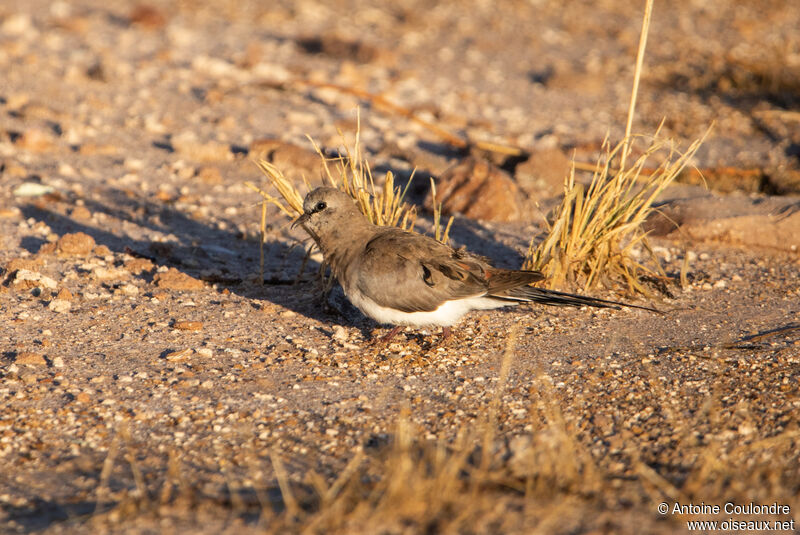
[[293, 187, 656, 332]]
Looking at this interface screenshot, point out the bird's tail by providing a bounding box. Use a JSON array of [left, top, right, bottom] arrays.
[[497, 286, 661, 313]]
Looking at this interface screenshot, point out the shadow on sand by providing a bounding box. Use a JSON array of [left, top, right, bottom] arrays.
[[18, 178, 526, 325]]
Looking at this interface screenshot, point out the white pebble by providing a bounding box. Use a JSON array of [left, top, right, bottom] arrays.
[[48, 299, 71, 313]]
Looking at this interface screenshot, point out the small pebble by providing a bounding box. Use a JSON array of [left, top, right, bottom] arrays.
[[48, 299, 71, 313], [173, 320, 203, 331], [331, 325, 349, 343], [16, 352, 47, 366], [165, 349, 193, 361]]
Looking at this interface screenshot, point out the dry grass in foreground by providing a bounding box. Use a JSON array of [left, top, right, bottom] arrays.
[[523, 128, 709, 295], [70, 330, 800, 534], [77, 329, 799, 534]]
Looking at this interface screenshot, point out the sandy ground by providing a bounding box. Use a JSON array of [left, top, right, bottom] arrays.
[[1, 1, 799, 533]]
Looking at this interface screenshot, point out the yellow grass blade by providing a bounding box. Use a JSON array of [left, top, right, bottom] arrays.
[[249, 112, 453, 247], [524, 128, 710, 293]]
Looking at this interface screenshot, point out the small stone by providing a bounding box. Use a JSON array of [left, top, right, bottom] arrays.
[[76, 392, 91, 403], [515, 148, 571, 197], [738, 423, 755, 435], [15, 352, 47, 366], [21, 373, 38, 385], [0, 207, 21, 218], [153, 268, 205, 290], [154, 190, 174, 203], [165, 349, 192, 361], [52, 356, 65, 368], [12, 182, 55, 197], [118, 283, 139, 296], [77, 143, 118, 156], [296, 34, 385, 64], [56, 232, 96, 256], [4, 162, 28, 178], [129, 4, 167, 28], [48, 299, 72, 313], [5, 257, 42, 275], [766, 167, 800, 195], [14, 129, 55, 152], [92, 266, 130, 281], [173, 320, 203, 331], [1, 13, 32, 35], [69, 205, 92, 221], [12, 269, 58, 290], [172, 131, 232, 162], [332, 325, 348, 343], [93, 245, 112, 256], [56, 288, 73, 301], [124, 257, 155, 274], [249, 139, 323, 182], [428, 157, 525, 221], [195, 166, 223, 185], [36, 242, 58, 256], [196, 348, 213, 358]]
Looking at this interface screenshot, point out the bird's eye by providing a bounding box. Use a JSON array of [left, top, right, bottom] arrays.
[[314, 201, 327, 212]]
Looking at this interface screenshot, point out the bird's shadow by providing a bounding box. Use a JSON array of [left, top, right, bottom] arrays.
[[17, 171, 532, 332], [16, 185, 346, 325]]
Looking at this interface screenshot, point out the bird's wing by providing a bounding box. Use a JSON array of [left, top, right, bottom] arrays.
[[350, 230, 493, 313], [484, 268, 546, 295]]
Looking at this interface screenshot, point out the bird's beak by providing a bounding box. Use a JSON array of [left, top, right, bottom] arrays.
[[291, 212, 310, 229]]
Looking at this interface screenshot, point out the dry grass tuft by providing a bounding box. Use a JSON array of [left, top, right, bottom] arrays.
[[299, 416, 495, 533], [270, 328, 606, 534], [524, 128, 709, 293], [308, 131, 418, 230], [246, 118, 417, 233], [271, 329, 527, 533], [428, 177, 454, 244], [81, 392, 800, 535], [522, 0, 712, 295], [245, 116, 440, 282], [245, 116, 456, 282]]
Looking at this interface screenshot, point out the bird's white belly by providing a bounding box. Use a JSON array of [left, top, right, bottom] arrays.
[[347, 289, 513, 327]]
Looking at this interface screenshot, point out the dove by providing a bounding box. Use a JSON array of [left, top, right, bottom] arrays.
[[293, 187, 657, 341]]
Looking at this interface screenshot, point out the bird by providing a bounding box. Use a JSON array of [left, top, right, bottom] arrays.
[[292, 187, 658, 342]]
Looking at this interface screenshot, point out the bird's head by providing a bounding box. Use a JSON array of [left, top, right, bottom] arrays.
[[292, 187, 367, 248]]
